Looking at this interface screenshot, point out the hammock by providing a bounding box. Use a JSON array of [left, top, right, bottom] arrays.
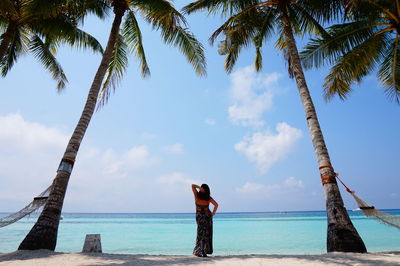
[[335, 173, 400, 230], [0, 185, 52, 228]]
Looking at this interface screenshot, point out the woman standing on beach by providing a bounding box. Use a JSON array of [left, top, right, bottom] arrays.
[[192, 184, 218, 257]]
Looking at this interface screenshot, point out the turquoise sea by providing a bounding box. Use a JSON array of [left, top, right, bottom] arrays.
[[1, 210, 399, 255]]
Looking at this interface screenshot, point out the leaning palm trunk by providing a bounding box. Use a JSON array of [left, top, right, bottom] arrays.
[[279, 7, 366, 252], [18, 6, 126, 251]]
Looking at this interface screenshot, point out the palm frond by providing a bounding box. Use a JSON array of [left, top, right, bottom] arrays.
[[378, 34, 400, 103], [222, 26, 255, 72], [23, 0, 109, 21], [162, 25, 206, 76], [217, 38, 229, 55], [254, 46, 262, 71], [212, 6, 275, 72], [122, 10, 150, 77], [0, 0, 18, 20], [224, 40, 241, 72], [291, 1, 330, 37], [23, 0, 68, 18], [0, 21, 8, 34], [323, 32, 387, 100], [72, 0, 110, 20], [97, 33, 128, 107], [136, 0, 187, 27], [29, 35, 68, 91], [252, 8, 276, 72], [33, 17, 103, 53], [274, 30, 295, 79], [208, 4, 266, 45], [61, 26, 103, 53], [286, 5, 303, 37], [0, 27, 23, 76], [182, 0, 258, 16], [300, 20, 378, 69], [297, 0, 344, 23], [139, 0, 206, 76]]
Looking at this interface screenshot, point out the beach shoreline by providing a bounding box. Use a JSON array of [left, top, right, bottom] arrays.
[[1, 250, 399, 265]]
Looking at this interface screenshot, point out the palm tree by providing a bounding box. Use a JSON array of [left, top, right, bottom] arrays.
[[184, 0, 366, 252], [0, 0, 104, 89], [301, 0, 400, 103], [18, 0, 205, 251]]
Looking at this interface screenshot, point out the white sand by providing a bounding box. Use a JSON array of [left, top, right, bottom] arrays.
[[0, 250, 399, 266]]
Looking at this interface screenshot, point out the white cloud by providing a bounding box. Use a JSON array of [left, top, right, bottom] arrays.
[[0, 113, 159, 212], [156, 172, 202, 199], [163, 143, 184, 155], [156, 172, 199, 186], [236, 177, 305, 196], [389, 193, 399, 199], [204, 118, 216, 126], [236, 182, 278, 193], [283, 176, 304, 188], [102, 145, 158, 175], [235, 122, 302, 173], [0, 113, 68, 151], [228, 66, 282, 126]]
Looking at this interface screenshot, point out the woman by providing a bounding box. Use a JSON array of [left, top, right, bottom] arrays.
[[191, 183, 218, 257]]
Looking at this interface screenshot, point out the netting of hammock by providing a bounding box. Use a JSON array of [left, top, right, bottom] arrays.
[[328, 167, 400, 230], [350, 192, 400, 230], [0, 185, 52, 228]]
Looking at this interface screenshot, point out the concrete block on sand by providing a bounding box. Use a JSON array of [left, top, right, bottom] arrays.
[[82, 234, 102, 253]]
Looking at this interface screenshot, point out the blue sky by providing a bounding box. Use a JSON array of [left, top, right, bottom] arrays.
[[0, 2, 399, 213]]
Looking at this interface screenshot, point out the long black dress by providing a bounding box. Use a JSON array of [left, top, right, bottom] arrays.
[[193, 203, 213, 256]]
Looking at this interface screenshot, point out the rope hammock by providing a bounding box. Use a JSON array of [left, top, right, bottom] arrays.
[[335, 172, 400, 230], [0, 185, 52, 228]]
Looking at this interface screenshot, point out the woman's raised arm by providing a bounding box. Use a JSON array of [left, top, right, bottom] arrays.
[[192, 184, 200, 199]]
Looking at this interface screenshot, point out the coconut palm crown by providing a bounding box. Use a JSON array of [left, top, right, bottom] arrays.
[[18, 0, 205, 251], [184, 0, 366, 253], [0, 0, 104, 90], [301, 0, 400, 103]]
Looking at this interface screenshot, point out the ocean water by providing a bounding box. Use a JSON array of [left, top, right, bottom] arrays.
[[0, 210, 399, 255]]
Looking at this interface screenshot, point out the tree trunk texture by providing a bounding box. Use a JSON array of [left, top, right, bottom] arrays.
[[0, 23, 17, 62], [18, 4, 126, 251], [278, 5, 366, 253]]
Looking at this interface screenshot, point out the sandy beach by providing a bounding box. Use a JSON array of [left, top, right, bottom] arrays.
[[0, 250, 399, 266]]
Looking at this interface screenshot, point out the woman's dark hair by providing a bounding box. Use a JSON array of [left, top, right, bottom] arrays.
[[198, 184, 210, 201]]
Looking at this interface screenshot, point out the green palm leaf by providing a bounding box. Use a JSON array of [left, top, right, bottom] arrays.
[[378, 34, 400, 103], [23, 0, 109, 18], [23, 0, 68, 17], [98, 33, 128, 107], [32, 16, 103, 53], [138, 0, 206, 76], [122, 10, 150, 77], [301, 20, 377, 69], [183, 0, 258, 16], [301, 0, 400, 103], [324, 32, 388, 100], [0, 0, 18, 19], [29, 34, 68, 91], [0, 28, 23, 76], [61, 26, 103, 53], [163, 25, 206, 76], [291, 2, 330, 37]]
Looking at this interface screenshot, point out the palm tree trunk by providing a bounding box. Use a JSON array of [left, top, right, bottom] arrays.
[[278, 6, 366, 253], [0, 23, 17, 62], [18, 4, 126, 251]]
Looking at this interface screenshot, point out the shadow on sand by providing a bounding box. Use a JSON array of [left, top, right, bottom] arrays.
[[0, 250, 399, 265]]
